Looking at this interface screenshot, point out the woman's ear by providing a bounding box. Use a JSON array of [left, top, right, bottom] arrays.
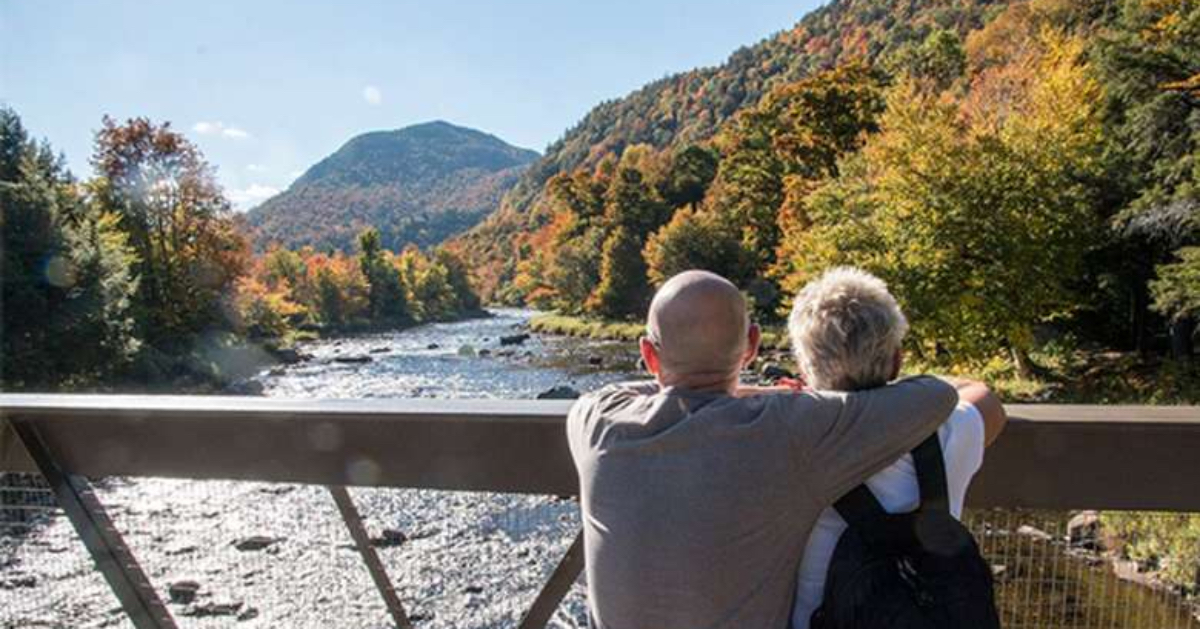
[[640, 337, 661, 376]]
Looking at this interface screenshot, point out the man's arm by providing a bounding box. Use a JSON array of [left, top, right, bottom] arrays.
[[943, 377, 1007, 447], [786, 375, 958, 505]]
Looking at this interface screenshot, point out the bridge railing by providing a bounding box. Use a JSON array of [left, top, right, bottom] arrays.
[[2, 395, 1200, 628]]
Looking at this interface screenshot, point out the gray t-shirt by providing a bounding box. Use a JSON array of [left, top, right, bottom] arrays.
[[566, 376, 957, 629]]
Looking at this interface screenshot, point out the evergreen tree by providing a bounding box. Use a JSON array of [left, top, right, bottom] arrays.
[[358, 227, 408, 323], [0, 108, 139, 389]]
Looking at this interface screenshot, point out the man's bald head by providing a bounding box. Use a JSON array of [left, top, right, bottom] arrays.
[[645, 270, 751, 379]]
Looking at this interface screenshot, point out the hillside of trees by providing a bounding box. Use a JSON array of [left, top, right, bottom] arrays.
[[451, 0, 1200, 376], [0, 110, 482, 391], [247, 121, 538, 253], [452, 0, 1013, 298]]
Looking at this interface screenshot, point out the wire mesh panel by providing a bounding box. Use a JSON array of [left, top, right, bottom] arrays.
[[1, 475, 586, 629], [966, 509, 1200, 629], [5, 472, 1198, 629], [1, 472, 132, 629]]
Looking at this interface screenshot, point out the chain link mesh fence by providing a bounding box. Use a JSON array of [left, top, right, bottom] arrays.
[[3, 474, 1196, 628]]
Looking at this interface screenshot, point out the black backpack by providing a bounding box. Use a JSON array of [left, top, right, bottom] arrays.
[[809, 434, 1001, 629]]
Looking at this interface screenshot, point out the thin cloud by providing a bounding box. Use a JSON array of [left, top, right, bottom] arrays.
[[246, 163, 266, 172], [192, 121, 251, 140], [228, 183, 280, 210], [362, 85, 383, 106]]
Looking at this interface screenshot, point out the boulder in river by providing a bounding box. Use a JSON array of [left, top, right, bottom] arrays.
[[760, 362, 794, 381], [500, 333, 531, 346], [272, 347, 308, 365], [457, 345, 476, 357], [537, 385, 581, 400], [369, 346, 390, 354], [333, 355, 372, 364], [226, 380, 265, 396], [426, 343, 440, 350], [183, 601, 243, 617], [167, 580, 201, 604], [233, 536, 280, 552], [587, 355, 604, 366], [1068, 511, 1101, 549], [371, 528, 407, 548], [479, 349, 492, 357]]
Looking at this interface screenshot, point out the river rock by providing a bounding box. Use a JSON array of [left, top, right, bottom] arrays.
[[371, 528, 407, 548], [537, 385, 581, 400], [369, 346, 390, 354], [233, 536, 280, 552], [500, 333, 530, 346], [333, 355, 372, 364], [587, 355, 604, 366], [0, 573, 36, 589], [479, 349, 492, 357], [273, 348, 304, 364], [237, 607, 259, 621], [183, 601, 242, 617], [267, 366, 286, 376], [167, 580, 200, 604], [426, 343, 440, 350], [457, 344, 476, 357], [760, 362, 794, 381], [1017, 525, 1053, 542], [1068, 511, 1101, 549], [226, 380, 265, 396]]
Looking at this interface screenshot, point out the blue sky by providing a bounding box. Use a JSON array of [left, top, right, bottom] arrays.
[[2, 0, 819, 209]]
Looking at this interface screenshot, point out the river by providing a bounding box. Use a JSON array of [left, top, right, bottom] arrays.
[[1, 309, 639, 629]]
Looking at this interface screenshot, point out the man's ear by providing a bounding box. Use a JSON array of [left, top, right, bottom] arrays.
[[640, 337, 661, 376], [743, 323, 761, 368], [890, 348, 904, 381]]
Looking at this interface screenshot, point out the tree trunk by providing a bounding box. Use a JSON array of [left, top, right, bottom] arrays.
[[1011, 345, 1040, 379], [1169, 317, 1195, 362]]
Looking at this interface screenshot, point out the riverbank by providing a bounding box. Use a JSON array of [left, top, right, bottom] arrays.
[[528, 314, 1200, 405], [528, 313, 791, 350]]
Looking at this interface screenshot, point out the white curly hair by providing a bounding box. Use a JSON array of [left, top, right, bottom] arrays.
[[788, 267, 909, 391]]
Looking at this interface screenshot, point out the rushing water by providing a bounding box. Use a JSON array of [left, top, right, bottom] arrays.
[[1, 309, 641, 629], [259, 308, 639, 400]]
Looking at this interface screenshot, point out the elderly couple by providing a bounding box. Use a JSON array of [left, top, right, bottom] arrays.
[[567, 268, 1007, 628]]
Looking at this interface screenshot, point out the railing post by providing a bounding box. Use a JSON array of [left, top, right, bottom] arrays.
[[328, 485, 414, 629], [9, 418, 177, 629], [518, 529, 585, 629]]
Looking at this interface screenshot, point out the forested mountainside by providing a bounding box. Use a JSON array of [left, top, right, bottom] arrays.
[[452, 0, 1200, 376], [247, 121, 538, 252], [453, 0, 1013, 295]]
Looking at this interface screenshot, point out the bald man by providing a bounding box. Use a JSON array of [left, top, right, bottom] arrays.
[[566, 270, 958, 628]]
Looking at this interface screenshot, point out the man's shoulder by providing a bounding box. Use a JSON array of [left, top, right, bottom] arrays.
[[567, 381, 660, 439], [571, 380, 660, 414]]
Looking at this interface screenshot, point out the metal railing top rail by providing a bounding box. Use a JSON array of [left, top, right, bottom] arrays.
[[2, 394, 1199, 511]]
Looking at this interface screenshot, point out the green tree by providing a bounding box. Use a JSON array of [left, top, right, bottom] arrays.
[[644, 207, 746, 286], [659, 145, 719, 208], [0, 108, 139, 388], [780, 37, 1106, 369], [358, 227, 408, 323], [586, 226, 649, 319]]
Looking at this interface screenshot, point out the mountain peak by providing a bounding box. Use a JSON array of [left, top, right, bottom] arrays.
[[247, 122, 538, 252]]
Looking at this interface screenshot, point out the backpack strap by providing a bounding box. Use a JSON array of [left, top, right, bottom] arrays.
[[912, 433, 950, 513], [833, 483, 889, 543]]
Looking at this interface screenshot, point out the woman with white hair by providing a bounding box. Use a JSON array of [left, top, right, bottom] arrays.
[[786, 267, 1007, 629]]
